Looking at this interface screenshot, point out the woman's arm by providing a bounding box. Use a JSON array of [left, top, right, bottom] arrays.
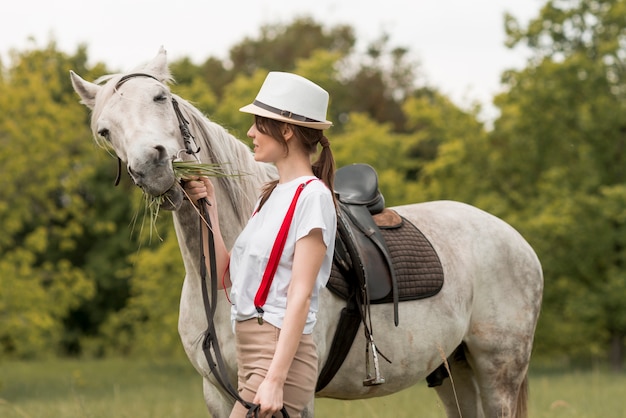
[[184, 177, 231, 288], [253, 228, 326, 416]]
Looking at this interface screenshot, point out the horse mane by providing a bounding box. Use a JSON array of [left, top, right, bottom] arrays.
[[173, 95, 277, 225]]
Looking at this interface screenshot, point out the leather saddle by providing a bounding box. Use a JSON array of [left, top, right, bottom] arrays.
[[333, 163, 399, 325], [316, 163, 446, 393]]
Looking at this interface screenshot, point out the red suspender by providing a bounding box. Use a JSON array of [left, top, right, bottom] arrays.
[[254, 178, 317, 324]]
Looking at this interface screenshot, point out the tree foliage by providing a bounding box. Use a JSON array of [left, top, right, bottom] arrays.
[[228, 17, 355, 77], [498, 0, 626, 369], [0, 44, 98, 357], [2, 7, 626, 370]]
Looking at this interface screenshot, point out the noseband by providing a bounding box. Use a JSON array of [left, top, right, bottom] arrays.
[[111, 73, 201, 185]]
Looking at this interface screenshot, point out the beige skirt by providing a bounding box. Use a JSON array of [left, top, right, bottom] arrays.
[[229, 319, 318, 418]]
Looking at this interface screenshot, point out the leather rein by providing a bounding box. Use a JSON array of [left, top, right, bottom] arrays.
[[112, 73, 288, 418]]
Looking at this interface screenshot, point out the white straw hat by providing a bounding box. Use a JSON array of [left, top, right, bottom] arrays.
[[239, 72, 332, 130]]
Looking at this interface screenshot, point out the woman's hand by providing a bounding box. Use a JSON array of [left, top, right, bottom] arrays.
[[183, 176, 214, 206], [253, 378, 285, 418]]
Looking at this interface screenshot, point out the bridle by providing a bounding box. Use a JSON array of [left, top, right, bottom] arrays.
[[112, 73, 289, 418], [112, 73, 201, 185]]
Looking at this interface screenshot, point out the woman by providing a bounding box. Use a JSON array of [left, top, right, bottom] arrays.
[[185, 72, 337, 418]]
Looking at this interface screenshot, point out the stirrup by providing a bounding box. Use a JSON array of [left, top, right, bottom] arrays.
[[363, 337, 385, 386]]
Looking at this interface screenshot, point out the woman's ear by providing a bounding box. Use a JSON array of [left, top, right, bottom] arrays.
[[282, 124, 294, 141]]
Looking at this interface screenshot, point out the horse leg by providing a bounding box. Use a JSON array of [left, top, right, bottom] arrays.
[[202, 377, 235, 418], [433, 347, 484, 418], [463, 337, 531, 418]]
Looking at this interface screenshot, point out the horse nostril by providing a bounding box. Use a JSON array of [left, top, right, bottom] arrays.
[[154, 145, 168, 162]]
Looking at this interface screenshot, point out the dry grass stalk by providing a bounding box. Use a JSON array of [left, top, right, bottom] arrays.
[[437, 344, 462, 417]]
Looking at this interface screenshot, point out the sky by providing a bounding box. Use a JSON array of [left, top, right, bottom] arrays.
[[1, 0, 544, 122]]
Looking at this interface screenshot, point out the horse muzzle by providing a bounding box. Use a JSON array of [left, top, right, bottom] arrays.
[[128, 161, 175, 193], [159, 186, 184, 211], [127, 164, 184, 210]]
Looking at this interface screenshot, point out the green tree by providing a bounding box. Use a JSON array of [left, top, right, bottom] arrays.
[[96, 222, 184, 357], [401, 90, 489, 205], [497, 0, 626, 369], [335, 33, 421, 132], [0, 42, 158, 358], [331, 112, 419, 206], [228, 17, 354, 77], [0, 43, 98, 357]]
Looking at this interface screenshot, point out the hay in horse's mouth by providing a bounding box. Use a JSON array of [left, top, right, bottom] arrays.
[[139, 160, 247, 239]]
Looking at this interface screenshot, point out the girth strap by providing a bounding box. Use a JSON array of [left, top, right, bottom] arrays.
[[316, 296, 361, 392]]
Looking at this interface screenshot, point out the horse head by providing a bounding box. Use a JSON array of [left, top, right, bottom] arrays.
[[70, 47, 188, 210]]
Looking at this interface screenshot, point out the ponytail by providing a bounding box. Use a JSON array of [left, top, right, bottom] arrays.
[[312, 136, 337, 208]]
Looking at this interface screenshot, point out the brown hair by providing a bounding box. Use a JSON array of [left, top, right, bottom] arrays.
[[254, 115, 336, 212]]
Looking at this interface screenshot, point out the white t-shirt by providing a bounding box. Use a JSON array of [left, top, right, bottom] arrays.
[[229, 175, 336, 334]]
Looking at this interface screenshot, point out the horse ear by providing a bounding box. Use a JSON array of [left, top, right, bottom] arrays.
[[143, 46, 171, 83], [70, 70, 100, 110]]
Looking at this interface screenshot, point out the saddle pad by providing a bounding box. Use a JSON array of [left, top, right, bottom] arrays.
[[327, 212, 444, 303]]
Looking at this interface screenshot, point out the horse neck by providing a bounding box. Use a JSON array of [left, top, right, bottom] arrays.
[[171, 97, 276, 265]]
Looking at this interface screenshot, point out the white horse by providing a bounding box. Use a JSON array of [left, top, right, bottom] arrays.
[[70, 47, 543, 418]]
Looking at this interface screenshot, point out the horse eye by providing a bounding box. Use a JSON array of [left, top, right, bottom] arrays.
[[98, 128, 111, 141], [154, 93, 168, 102]]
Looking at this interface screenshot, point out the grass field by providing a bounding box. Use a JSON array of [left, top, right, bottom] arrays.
[[1, 357, 624, 417]]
